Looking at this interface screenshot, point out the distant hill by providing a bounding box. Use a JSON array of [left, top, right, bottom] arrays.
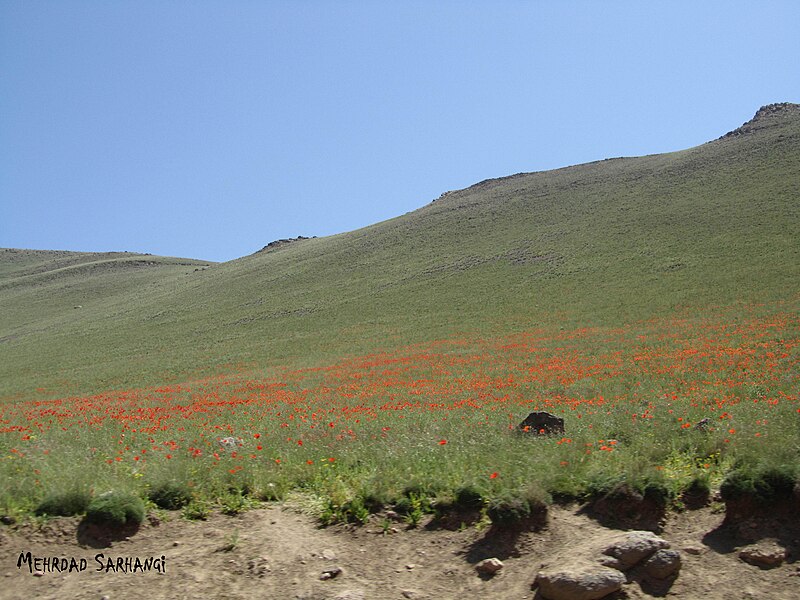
[[2, 103, 798, 398]]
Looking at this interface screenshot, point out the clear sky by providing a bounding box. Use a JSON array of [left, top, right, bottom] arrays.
[[2, 1, 799, 262]]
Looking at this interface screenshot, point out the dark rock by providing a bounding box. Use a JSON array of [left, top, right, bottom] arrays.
[[320, 566, 343, 580], [518, 411, 565, 435], [642, 549, 682, 579]]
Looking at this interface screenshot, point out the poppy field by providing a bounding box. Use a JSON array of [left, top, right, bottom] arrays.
[[2, 301, 798, 522]]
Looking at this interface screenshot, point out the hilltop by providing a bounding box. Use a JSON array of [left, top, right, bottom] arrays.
[[1, 103, 798, 398], [1, 105, 799, 600]]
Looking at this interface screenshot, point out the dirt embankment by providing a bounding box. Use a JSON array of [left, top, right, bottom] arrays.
[[2, 501, 799, 600]]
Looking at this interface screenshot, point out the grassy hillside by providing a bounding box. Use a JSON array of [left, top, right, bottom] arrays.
[[1, 103, 799, 399]]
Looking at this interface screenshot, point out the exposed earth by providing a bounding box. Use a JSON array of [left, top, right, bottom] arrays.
[[1, 502, 798, 600]]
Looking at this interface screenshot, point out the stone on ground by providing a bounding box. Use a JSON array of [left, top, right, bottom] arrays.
[[534, 565, 626, 600], [602, 530, 670, 569]]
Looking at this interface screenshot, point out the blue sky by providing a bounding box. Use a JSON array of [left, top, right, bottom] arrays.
[[2, 1, 799, 262]]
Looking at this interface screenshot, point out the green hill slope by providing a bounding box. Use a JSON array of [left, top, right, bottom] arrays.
[[2, 103, 799, 398]]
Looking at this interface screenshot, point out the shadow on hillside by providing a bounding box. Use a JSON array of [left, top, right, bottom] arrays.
[[577, 485, 666, 533], [464, 512, 548, 565], [76, 518, 140, 549], [700, 491, 799, 564], [424, 507, 482, 532]]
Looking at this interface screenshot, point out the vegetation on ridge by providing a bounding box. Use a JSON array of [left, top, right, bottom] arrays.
[[1, 104, 798, 524]]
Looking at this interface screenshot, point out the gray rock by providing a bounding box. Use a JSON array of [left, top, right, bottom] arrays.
[[642, 549, 682, 579], [475, 557, 504, 576], [602, 530, 670, 569], [596, 555, 623, 570], [739, 542, 786, 569], [534, 566, 625, 600]]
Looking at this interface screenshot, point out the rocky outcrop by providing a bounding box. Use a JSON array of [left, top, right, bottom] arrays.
[[718, 102, 800, 140], [257, 236, 316, 253]]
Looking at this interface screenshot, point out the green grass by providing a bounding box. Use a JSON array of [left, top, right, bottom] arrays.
[[2, 104, 799, 400], [1, 103, 799, 524]]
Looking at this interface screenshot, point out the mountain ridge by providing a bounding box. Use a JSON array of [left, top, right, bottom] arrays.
[[2, 103, 798, 398]]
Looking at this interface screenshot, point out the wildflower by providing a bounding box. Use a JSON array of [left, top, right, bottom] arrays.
[[489, 472, 498, 479], [438, 439, 447, 445]]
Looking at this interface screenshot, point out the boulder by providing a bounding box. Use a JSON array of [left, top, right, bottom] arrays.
[[518, 411, 565, 435], [642, 549, 682, 579], [534, 566, 625, 600], [739, 542, 786, 569], [602, 531, 670, 569]]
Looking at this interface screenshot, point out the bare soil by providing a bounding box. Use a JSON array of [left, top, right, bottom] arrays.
[[1, 504, 798, 600]]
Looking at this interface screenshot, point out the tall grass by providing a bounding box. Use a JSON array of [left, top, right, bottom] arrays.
[[2, 303, 797, 522]]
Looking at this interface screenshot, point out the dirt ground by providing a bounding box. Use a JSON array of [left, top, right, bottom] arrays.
[[1, 503, 798, 600]]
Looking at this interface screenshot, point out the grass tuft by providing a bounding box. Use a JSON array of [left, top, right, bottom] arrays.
[[34, 489, 91, 517], [85, 491, 145, 528]]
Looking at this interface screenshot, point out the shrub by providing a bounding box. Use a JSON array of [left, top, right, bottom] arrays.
[[641, 480, 672, 506], [721, 466, 797, 502], [182, 500, 210, 521], [85, 491, 145, 528], [394, 491, 430, 528], [34, 489, 91, 517], [219, 492, 256, 516], [453, 485, 484, 510], [148, 481, 192, 510], [685, 474, 711, 497], [487, 486, 548, 527], [320, 496, 371, 526], [487, 494, 531, 526]]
